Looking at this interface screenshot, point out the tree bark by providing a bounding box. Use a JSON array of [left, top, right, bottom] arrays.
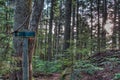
[[47, 0, 54, 61], [29, 0, 44, 80], [12, 0, 31, 80], [71, 0, 76, 41], [118, 0, 120, 49], [112, 0, 117, 49], [90, 0, 93, 53], [12, 0, 44, 80], [97, 0, 100, 52], [63, 0, 72, 52], [101, 0, 107, 50], [76, 1, 80, 60]]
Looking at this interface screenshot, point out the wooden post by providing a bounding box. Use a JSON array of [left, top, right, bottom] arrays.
[[14, 31, 35, 80], [23, 38, 29, 80]]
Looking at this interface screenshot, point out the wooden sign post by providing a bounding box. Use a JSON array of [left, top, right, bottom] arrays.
[[14, 31, 35, 80]]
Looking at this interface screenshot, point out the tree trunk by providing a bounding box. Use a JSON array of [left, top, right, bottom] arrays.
[[71, 0, 75, 41], [118, 0, 120, 49], [90, 0, 93, 53], [29, 0, 44, 80], [63, 0, 72, 54], [112, 0, 117, 49], [101, 0, 107, 50], [97, 0, 100, 52], [12, 0, 31, 80], [47, 0, 54, 61], [76, 1, 80, 60]]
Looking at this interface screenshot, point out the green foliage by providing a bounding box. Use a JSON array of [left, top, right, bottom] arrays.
[[74, 60, 103, 74], [53, 0, 60, 18], [0, 0, 14, 75], [114, 73, 120, 80], [33, 56, 63, 74], [60, 60, 103, 80], [70, 60, 103, 79], [0, 61, 10, 75], [66, 44, 91, 60], [0, 0, 5, 6], [0, 55, 18, 75], [100, 57, 120, 70]]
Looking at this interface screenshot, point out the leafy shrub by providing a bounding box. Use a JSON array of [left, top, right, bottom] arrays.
[[100, 58, 120, 69], [0, 56, 22, 76], [70, 60, 103, 79], [0, 61, 10, 75], [33, 56, 63, 74], [74, 60, 103, 74]]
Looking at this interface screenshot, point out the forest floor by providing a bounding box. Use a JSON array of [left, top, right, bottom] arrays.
[[34, 50, 120, 80], [34, 73, 61, 80]]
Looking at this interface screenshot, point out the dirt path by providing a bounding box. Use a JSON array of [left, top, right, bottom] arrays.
[[34, 73, 61, 80]]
